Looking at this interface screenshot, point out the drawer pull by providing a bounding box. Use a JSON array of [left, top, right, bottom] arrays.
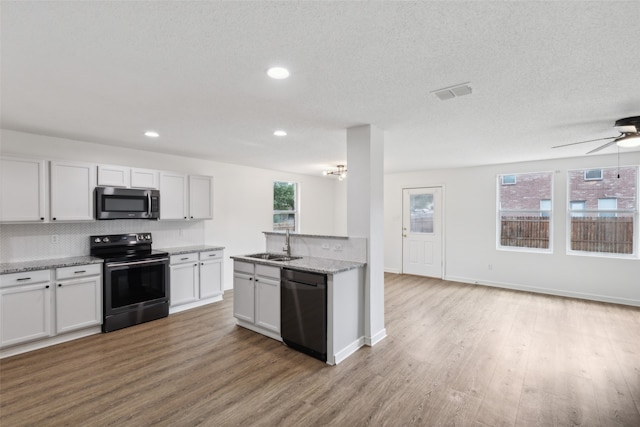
[[74, 270, 86, 274], [17, 277, 32, 281], [181, 257, 189, 261]]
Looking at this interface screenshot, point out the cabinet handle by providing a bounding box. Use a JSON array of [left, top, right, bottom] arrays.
[[190, 216, 194, 219], [45, 285, 50, 289], [40, 217, 45, 220], [184, 216, 187, 219], [17, 277, 32, 281], [58, 284, 62, 287], [53, 218, 57, 221], [255, 278, 259, 282], [74, 270, 86, 274], [181, 257, 189, 261], [194, 264, 198, 267], [249, 277, 253, 281], [201, 263, 204, 266]]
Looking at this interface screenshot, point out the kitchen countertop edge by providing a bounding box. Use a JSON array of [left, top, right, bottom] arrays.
[[0, 256, 104, 275], [160, 245, 225, 255], [230, 255, 365, 275]]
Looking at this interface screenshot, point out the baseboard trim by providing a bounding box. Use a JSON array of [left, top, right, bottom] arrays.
[[1, 326, 102, 359], [333, 337, 365, 365], [365, 328, 387, 346], [169, 295, 223, 315], [384, 268, 401, 274], [445, 275, 640, 307]]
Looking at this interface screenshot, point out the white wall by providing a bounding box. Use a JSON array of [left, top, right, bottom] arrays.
[[0, 129, 341, 290], [385, 151, 640, 306]]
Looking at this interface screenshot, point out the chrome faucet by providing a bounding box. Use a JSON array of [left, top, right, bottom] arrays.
[[283, 229, 291, 257]]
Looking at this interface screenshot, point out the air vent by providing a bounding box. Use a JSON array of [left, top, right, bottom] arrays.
[[432, 83, 472, 101]]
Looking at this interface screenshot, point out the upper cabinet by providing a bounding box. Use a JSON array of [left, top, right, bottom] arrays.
[[189, 175, 213, 220], [97, 165, 159, 189], [0, 156, 48, 223], [159, 172, 214, 221], [159, 172, 188, 220], [50, 161, 96, 221]]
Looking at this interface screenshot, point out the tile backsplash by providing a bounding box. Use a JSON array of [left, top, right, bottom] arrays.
[[0, 221, 204, 262], [265, 232, 367, 263]]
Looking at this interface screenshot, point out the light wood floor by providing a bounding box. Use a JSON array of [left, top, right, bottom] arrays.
[[1, 273, 639, 426]]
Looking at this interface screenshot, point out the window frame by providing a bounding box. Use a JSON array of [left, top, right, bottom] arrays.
[[584, 169, 603, 181], [566, 166, 639, 259], [273, 181, 299, 232], [496, 171, 554, 253]]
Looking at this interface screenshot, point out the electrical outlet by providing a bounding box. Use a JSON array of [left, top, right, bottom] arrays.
[[51, 235, 59, 244], [333, 244, 343, 251], [321, 244, 330, 250]]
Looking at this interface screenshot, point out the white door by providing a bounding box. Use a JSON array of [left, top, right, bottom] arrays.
[[402, 187, 443, 278]]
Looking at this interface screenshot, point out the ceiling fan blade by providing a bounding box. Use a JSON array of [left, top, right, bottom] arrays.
[[551, 135, 618, 149], [586, 139, 618, 154]]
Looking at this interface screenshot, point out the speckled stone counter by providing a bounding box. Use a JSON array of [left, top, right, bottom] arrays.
[[159, 245, 225, 255], [230, 254, 365, 275], [0, 256, 104, 275]]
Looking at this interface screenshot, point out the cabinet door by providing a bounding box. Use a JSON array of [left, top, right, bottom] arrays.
[[131, 168, 159, 189], [200, 259, 222, 299], [170, 262, 199, 306], [159, 172, 188, 220], [188, 175, 213, 220], [233, 272, 255, 323], [0, 157, 47, 222], [55, 276, 102, 334], [255, 276, 280, 333], [50, 161, 96, 221], [97, 165, 130, 187], [0, 283, 52, 347]]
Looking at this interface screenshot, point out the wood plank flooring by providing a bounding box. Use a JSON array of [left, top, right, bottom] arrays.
[[1, 273, 639, 426]]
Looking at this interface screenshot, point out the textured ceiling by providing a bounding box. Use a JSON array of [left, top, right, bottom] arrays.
[[1, 1, 639, 175]]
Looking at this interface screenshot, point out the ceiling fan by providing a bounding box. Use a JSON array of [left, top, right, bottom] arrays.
[[552, 116, 640, 154]]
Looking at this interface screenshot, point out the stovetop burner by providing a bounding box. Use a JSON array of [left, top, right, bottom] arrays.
[[90, 233, 168, 261]]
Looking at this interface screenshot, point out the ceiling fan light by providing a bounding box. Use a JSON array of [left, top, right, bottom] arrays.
[[616, 135, 640, 148]]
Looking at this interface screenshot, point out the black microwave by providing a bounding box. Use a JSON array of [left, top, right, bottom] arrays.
[[95, 187, 160, 220]]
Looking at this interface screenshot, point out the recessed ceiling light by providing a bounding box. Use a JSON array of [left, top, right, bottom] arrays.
[[144, 131, 159, 138], [267, 67, 290, 79], [274, 130, 287, 137]]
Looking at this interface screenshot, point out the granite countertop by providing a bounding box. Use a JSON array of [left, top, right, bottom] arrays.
[[0, 256, 104, 275], [160, 245, 225, 255], [230, 254, 365, 275]]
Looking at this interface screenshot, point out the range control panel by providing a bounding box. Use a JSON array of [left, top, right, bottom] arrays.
[[90, 233, 152, 246]]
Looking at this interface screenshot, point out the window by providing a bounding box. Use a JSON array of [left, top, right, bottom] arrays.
[[273, 181, 298, 232], [501, 175, 516, 185], [584, 169, 603, 181], [497, 171, 553, 251], [568, 166, 638, 256]]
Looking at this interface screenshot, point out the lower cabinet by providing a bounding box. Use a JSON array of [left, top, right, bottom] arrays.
[[0, 264, 102, 350], [233, 261, 281, 338], [169, 249, 224, 311]]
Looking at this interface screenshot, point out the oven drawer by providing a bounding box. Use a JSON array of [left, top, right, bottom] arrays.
[[170, 253, 198, 265], [56, 263, 102, 280], [1, 269, 51, 288]]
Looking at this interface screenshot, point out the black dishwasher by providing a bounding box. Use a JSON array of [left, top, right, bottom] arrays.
[[281, 268, 327, 362]]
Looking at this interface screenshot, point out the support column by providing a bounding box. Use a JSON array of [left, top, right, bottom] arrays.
[[347, 124, 386, 346]]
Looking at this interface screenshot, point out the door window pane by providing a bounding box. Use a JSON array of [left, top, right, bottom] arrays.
[[410, 194, 434, 233]]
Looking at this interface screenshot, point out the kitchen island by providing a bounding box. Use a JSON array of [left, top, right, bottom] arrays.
[[230, 254, 365, 365]]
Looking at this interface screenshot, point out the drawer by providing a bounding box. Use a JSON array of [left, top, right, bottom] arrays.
[[1, 269, 51, 288], [234, 261, 254, 275], [199, 250, 223, 261], [256, 264, 281, 279], [170, 253, 199, 265], [56, 263, 102, 280]]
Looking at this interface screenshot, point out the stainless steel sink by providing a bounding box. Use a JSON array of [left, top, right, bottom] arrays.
[[244, 253, 301, 262]]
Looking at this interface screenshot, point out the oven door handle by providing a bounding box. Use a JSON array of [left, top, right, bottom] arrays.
[[106, 257, 168, 268]]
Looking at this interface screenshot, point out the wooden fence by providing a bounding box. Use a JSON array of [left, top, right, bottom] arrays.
[[570, 217, 634, 254], [500, 216, 550, 249], [500, 216, 634, 253]]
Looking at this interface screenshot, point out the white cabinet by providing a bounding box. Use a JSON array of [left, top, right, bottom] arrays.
[[160, 172, 188, 220], [169, 253, 200, 306], [0, 270, 52, 347], [97, 164, 130, 187], [131, 168, 159, 189], [97, 165, 159, 189], [169, 250, 224, 310], [54, 264, 102, 334], [233, 261, 281, 337], [50, 161, 96, 221], [189, 175, 213, 220], [199, 250, 223, 299], [0, 156, 48, 223]]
